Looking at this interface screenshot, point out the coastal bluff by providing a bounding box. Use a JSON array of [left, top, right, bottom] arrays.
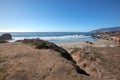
[[0, 39, 91, 80], [0, 38, 119, 80]]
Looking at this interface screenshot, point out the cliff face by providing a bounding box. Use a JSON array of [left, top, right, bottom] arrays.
[[91, 27, 120, 42], [93, 32, 120, 42]]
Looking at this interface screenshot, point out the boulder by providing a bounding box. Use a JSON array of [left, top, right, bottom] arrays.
[[0, 33, 12, 41]]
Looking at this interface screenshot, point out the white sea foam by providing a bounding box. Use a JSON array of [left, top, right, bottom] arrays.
[[40, 35, 90, 40], [8, 34, 93, 43], [12, 35, 89, 41]]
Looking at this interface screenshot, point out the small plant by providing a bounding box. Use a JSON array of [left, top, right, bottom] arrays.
[[0, 67, 7, 74]]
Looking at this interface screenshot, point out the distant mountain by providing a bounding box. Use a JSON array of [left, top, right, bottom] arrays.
[[91, 26, 120, 33]]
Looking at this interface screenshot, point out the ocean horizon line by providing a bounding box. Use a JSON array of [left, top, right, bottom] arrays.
[[0, 32, 94, 43], [0, 31, 91, 33]]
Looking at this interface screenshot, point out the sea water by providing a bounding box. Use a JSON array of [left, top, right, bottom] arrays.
[[0, 32, 94, 43]]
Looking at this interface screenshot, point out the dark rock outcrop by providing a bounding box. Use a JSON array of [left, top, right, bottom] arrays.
[[0, 33, 12, 41], [85, 41, 93, 44], [0, 40, 8, 43], [16, 38, 73, 61], [92, 31, 120, 42]]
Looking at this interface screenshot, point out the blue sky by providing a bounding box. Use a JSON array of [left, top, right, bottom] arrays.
[[0, 0, 120, 32]]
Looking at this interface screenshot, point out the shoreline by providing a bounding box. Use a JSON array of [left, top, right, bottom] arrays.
[[56, 39, 116, 52], [5, 37, 118, 53]]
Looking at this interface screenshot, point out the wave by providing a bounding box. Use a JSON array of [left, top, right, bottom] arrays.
[[41, 35, 90, 40], [11, 34, 90, 41]]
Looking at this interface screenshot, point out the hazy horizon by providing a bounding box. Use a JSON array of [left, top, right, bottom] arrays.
[[0, 0, 120, 32]]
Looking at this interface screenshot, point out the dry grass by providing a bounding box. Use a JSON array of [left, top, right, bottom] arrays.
[[0, 67, 8, 80], [16, 39, 73, 61], [0, 41, 93, 80], [87, 47, 120, 80], [0, 39, 119, 80]]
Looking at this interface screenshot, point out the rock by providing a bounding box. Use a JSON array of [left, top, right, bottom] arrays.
[[71, 48, 101, 78], [0, 33, 12, 41], [0, 41, 92, 80], [71, 47, 117, 80], [85, 41, 93, 44], [16, 38, 73, 61]]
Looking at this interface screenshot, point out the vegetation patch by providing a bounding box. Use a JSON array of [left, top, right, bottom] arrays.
[[0, 67, 9, 80], [0, 68, 7, 73], [0, 56, 6, 63]]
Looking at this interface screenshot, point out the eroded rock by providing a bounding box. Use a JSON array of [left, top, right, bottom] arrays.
[[0, 33, 12, 41], [71, 47, 117, 80]]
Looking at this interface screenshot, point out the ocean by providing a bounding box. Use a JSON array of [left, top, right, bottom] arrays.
[[0, 32, 94, 43]]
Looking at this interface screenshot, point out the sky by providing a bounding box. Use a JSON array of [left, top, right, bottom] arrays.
[[0, 0, 120, 32]]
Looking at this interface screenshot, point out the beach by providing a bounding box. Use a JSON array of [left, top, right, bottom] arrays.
[[57, 39, 116, 52]]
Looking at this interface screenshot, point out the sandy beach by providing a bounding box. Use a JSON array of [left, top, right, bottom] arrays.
[[57, 39, 116, 52]]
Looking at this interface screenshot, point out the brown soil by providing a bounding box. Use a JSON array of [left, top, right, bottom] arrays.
[[0, 41, 93, 80], [71, 46, 120, 80], [0, 39, 119, 80]]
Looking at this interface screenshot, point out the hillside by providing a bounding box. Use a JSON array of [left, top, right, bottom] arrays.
[[91, 26, 120, 33], [0, 39, 93, 80]]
